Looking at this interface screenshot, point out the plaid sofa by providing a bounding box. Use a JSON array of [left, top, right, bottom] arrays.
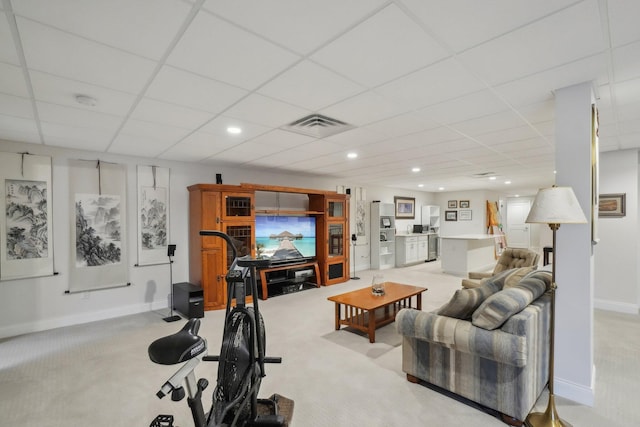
[[396, 270, 551, 424]]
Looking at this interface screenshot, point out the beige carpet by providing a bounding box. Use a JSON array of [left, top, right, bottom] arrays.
[[1, 260, 638, 426]]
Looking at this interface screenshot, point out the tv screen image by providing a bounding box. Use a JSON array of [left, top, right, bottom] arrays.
[[255, 216, 316, 262]]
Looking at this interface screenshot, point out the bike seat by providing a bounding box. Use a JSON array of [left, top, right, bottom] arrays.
[[148, 318, 206, 365]]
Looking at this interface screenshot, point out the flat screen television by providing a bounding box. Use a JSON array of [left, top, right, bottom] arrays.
[[255, 215, 316, 264]]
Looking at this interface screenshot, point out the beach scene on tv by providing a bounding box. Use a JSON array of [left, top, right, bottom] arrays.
[[255, 216, 316, 261]]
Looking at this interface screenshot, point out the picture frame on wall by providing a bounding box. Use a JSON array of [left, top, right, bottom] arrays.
[[448, 200, 457, 208], [459, 209, 472, 221], [598, 193, 625, 217], [459, 200, 470, 208], [445, 210, 457, 221], [394, 196, 415, 219]]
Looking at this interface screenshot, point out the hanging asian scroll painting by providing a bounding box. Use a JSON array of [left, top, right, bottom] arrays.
[[5, 180, 48, 260], [75, 193, 122, 267], [136, 165, 170, 266], [69, 159, 128, 292], [0, 153, 54, 281]]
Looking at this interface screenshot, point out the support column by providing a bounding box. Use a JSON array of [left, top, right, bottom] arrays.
[[554, 81, 596, 405]]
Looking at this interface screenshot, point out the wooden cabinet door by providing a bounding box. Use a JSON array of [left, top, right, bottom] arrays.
[[202, 248, 225, 310], [201, 191, 221, 249]]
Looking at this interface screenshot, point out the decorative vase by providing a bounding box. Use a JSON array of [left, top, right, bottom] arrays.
[[371, 274, 385, 296]]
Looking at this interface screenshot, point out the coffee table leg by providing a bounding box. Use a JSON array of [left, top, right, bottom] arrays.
[[334, 302, 341, 330], [368, 309, 376, 343]]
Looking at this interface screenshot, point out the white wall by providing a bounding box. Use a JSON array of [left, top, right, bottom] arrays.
[[435, 190, 502, 236], [594, 149, 639, 313]]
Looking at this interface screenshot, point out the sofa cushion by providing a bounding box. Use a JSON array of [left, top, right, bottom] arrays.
[[437, 275, 503, 320], [503, 266, 536, 288], [471, 271, 551, 330]]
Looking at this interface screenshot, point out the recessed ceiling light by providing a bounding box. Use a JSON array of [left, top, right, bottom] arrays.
[[418, 184, 424, 187], [75, 94, 97, 107], [515, 194, 520, 197], [489, 176, 497, 180], [438, 187, 445, 191], [505, 180, 511, 185], [347, 152, 358, 159], [227, 126, 242, 134], [412, 167, 420, 173]]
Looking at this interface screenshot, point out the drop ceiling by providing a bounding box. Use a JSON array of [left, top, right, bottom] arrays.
[[1, 0, 639, 193]]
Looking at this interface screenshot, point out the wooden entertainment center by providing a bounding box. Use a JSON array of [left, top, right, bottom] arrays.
[[188, 183, 350, 310]]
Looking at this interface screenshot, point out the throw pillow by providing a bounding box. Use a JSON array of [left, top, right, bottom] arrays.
[[437, 278, 502, 320], [502, 266, 537, 288], [471, 273, 550, 330]]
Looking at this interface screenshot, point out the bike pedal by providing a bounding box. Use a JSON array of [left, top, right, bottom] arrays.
[[149, 414, 174, 427], [250, 414, 286, 426], [171, 386, 185, 401]]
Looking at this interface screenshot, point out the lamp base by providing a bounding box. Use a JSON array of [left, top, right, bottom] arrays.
[[163, 315, 181, 322], [526, 395, 572, 427]]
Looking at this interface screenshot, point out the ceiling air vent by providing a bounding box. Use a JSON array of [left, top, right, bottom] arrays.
[[282, 114, 353, 138]]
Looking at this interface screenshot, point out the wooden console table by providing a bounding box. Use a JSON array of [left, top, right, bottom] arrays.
[[258, 261, 321, 300], [327, 282, 427, 343]]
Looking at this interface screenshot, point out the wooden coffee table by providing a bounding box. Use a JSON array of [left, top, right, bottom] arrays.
[[327, 282, 427, 343]]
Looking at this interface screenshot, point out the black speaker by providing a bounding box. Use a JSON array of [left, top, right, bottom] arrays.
[[216, 173, 222, 184], [173, 282, 204, 319], [167, 244, 176, 257], [351, 234, 357, 242], [346, 188, 351, 195]]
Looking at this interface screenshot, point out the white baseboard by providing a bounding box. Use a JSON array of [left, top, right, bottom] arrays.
[[555, 365, 596, 406], [0, 300, 168, 339], [594, 298, 639, 314]]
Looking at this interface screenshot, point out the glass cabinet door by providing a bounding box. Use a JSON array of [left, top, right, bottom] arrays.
[[222, 192, 254, 220], [327, 199, 344, 219], [328, 223, 344, 257], [222, 223, 254, 265]]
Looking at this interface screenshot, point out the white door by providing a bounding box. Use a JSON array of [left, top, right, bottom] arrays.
[[506, 199, 531, 248]]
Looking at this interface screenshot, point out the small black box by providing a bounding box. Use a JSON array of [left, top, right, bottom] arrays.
[[173, 282, 204, 319]]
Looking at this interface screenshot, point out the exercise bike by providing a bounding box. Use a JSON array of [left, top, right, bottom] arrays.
[[148, 230, 287, 427]]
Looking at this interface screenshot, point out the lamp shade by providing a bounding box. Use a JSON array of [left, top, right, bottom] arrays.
[[526, 186, 588, 224]]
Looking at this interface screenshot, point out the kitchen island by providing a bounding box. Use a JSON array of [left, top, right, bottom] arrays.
[[440, 234, 499, 277]]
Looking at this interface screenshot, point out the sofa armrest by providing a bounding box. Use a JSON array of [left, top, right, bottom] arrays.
[[396, 308, 527, 367], [468, 271, 492, 280]]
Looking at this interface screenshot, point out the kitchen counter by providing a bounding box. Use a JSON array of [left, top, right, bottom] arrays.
[[440, 234, 500, 276]]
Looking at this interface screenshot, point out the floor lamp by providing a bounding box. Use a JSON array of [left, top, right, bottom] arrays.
[[525, 186, 587, 427], [350, 234, 360, 280], [163, 244, 181, 322]]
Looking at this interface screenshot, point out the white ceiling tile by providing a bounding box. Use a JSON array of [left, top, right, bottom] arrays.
[[159, 131, 235, 162], [0, 62, 28, 98], [615, 100, 640, 122], [17, 18, 156, 94], [376, 58, 486, 110], [488, 137, 549, 154], [0, 14, 20, 65], [516, 100, 555, 125], [324, 126, 389, 147], [36, 101, 122, 132], [607, 0, 640, 48], [414, 89, 509, 126], [364, 112, 438, 138], [0, 93, 33, 119], [131, 98, 215, 130], [458, 1, 606, 86], [39, 121, 113, 151], [167, 11, 300, 90], [612, 41, 640, 83], [495, 53, 608, 107], [246, 129, 315, 150], [449, 110, 529, 137], [145, 66, 248, 114], [258, 60, 365, 111], [12, 0, 192, 60], [224, 94, 310, 128], [118, 118, 191, 143], [203, 0, 386, 55], [108, 133, 175, 158], [402, 0, 577, 53], [199, 116, 270, 141], [320, 91, 407, 126], [311, 4, 448, 87], [475, 125, 541, 146], [618, 133, 640, 149], [0, 114, 40, 143], [613, 79, 640, 106], [29, 71, 137, 116]]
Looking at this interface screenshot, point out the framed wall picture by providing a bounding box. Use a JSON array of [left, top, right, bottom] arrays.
[[445, 210, 457, 221], [448, 200, 457, 208], [459, 209, 472, 220], [599, 193, 625, 217], [394, 196, 415, 219], [459, 200, 470, 208]]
